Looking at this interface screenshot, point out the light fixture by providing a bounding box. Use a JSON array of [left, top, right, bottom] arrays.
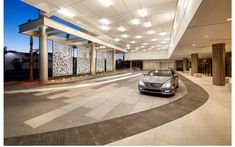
[[117, 26, 126, 32], [192, 44, 196, 47], [147, 30, 155, 34], [99, 18, 111, 25], [100, 45, 106, 48], [159, 32, 166, 36], [141, 46, 144, 48], [58, 8, 75, 18], [130, 40, 136, 44], [227, 18, 232, 22], [161, 41, 167, 44], [204, 35, 209, 38], [114, 38, 120, 41], [151, 38, 157, 42], [135, 35, 142, 39], [131, 19, 140, 25], [127, 46, 130, 49], [99, 0, 112, 7], [143, 49, 146, 52], [121, 34, 129, 38], [144, 21, 152, 28], [100, 25, 110, 31], [126, 44, 130, 47], [142, 43, 148, 45], [157, 44, 161, 47], [138, 8, 148, 17]]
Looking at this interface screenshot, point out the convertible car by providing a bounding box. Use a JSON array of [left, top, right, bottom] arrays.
[[138, 69, 179, 96]]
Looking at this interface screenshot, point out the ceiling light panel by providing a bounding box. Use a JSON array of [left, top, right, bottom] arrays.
[[117, 26, 126, 32], [144, 21, 152, 28], [147, 30, 155, 34], [99, 0, 112, 7], [121, 34, 129, 38], [100, 25, 110, 31], [99, 18, 111, 25], [58, 8, 75, 18], [138, 8, 148, 17], [131, 19, 141, 25]]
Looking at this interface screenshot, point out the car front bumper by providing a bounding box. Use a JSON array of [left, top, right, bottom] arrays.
[[138, 85, 174, 95]]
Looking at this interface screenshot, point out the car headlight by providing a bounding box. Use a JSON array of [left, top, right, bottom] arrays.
[[139, 80, 145, 86], [162, 82, 171, 88]]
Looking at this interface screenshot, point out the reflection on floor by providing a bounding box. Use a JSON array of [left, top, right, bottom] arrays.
[[4, 72, 187, 137], [108, 72, 231, 145]]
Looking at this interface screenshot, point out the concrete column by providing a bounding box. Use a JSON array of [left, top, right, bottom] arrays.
[[39, 26, 48, 83], [130, 61, 132, 71], [112, 49, 116, 72], [183, 58, 189, 72], [90, 43, 96, 75], [191, 53, 198, 76], [212, 43, 225, 86]]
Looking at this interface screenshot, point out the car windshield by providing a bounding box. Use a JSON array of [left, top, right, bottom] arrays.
[[147, 70, 172, 77]]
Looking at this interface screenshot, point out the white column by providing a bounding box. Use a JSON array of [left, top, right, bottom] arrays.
[[90, 43, 96, 75], [112, 49, 116, 72], [39, 25, 48, 83]]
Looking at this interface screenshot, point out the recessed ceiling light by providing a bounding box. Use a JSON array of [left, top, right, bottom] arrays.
[[147, 30, 155, 34], [157, 44, 161, 47], [58, 8, 75, 18], [100, 25, 110, 31], [138, 8, 148, 17], [151, 38, 157, 42], [141, 46, 144, 48], [204, 35, 209, 38], [192, 44, 196, 46], [114, 38, 120, 41], [159, 32, 166, 36], [131, 19, 140, 25], [135, 35, 142, 39], [227, 18, 232, 21], [161, 41, 167, 44], [100, 45, 106, 48], [117, 26, 126, 32], [99, 0, 112, 7], [121, 34, 129, 38], [143, 49, 146, 52], [99, 18, 111, 25], [130, 40, 136, 44], [142, 43, 148, 45], [144, 21, 152, 28]]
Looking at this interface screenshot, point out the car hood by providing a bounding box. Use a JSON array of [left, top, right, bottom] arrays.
[[142, 76, 171, 84]]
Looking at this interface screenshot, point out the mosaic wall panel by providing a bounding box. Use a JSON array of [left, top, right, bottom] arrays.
[[106, 51, 113, 71], [77, 48, 90, 74], [53, 41, 73, 77], [96, 50, 105, 72]]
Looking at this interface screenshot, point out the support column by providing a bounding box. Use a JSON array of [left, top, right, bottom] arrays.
[[39, 26, 48, 83], [112, 49, 116, 72], [191, 53, 198, 76], [130, 61, 132, 71], [90, 43, 96, 75], [183, 58, 189, 72], [212, 43, 225, 86], [29, 35, 33, 81]]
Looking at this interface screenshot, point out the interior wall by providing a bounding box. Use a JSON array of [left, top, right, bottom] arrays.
[[52, 41, 73, 77], [143, 60, 175, 70], [77, 47, 90, 74]]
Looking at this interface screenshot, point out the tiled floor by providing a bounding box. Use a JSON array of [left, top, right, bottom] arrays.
[[108, 72, 231, 145], [4, 72, 187, 137]]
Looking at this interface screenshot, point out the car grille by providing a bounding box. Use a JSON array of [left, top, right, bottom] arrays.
[[144, 82, 162, 88]]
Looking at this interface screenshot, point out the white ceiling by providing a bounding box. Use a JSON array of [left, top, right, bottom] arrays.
[[170, 0, 231, 59], [21, 0, 177, 52]]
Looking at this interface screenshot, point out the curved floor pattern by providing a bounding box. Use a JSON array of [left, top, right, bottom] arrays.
[[4, 73, 209, 145]]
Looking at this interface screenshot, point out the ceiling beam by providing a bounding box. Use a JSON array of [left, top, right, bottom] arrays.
[[18, 16, 126, 52]]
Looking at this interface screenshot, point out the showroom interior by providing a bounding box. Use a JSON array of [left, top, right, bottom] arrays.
[[4, 0, 231, 145]]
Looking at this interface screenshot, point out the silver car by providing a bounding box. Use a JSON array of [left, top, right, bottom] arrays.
[[138, 69, 179, 96]]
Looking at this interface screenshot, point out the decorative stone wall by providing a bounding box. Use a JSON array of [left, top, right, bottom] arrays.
[[52, 41, 73, 77], [106, 51, 113, 71], [96, 50, 105, 72], [77, 47, 90, 74]]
